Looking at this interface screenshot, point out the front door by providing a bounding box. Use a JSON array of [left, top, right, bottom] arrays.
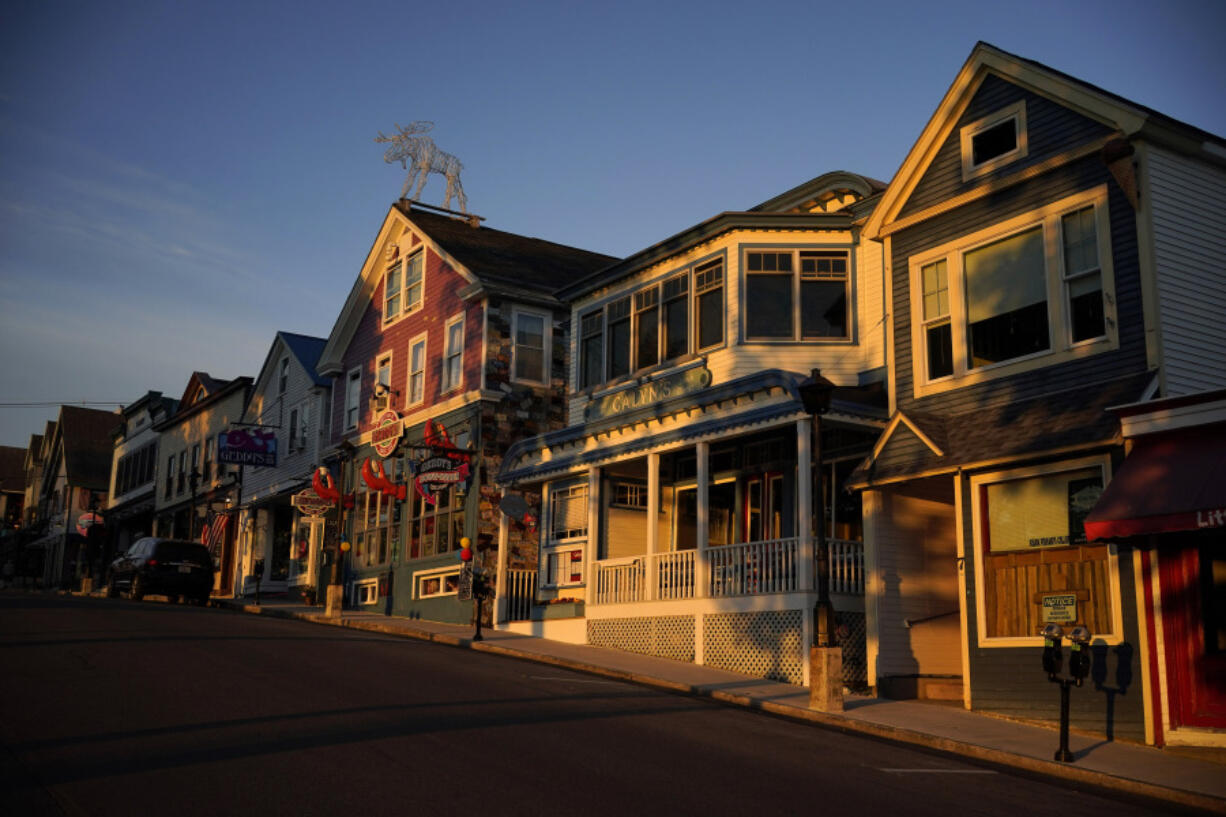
[[1161, 533, 1226, 729]]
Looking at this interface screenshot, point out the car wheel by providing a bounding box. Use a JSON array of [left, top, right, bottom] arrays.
[[130, 574, 144, 601]]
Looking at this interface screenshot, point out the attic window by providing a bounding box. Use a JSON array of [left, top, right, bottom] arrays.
[[960, 101, 1028, 180]]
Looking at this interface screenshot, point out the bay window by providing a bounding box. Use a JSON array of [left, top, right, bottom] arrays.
[[607, 296, 631, 380], [745, 248, 851, 341], [579, 310, 603, 389], [694, 259, 724, 350], [909, 187, 1113, 394], [634, 287, 659, 369]]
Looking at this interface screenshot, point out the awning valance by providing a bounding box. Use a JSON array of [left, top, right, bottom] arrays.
[[1085, 424, 1226, 540]]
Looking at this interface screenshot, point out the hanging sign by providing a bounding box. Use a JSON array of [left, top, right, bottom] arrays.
[[457, 562, 474, 601], [584, 366, 712, 422], [292, 489, 334, 518], [412, 456, 471, 505], [371, 409, 404, 458], [76, 511, 104, 537], [218, 428, 278, 467]]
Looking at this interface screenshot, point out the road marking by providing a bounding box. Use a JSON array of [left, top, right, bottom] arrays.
[[882, 765, 995, 775], [529, 675, 623, 685], [879, 769, 997, 774]]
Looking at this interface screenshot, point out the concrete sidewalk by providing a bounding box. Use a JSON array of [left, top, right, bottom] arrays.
[[200, 596, 1223, 813]]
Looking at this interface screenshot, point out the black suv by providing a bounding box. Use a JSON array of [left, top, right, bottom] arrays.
[[108, 538, 214, 604]]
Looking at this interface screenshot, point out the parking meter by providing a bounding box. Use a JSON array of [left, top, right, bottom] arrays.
[[1041, 623, 1064, 679], [1067, 626, 1092, 685]]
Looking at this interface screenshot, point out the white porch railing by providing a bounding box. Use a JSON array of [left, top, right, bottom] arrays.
[[653, 550, 696, 601], [828, 538, 864, 595], [594, 557, 645, 605], [589, 538, 864, 605], [504, 569, 537, 621], [708, 538, 799, 597]]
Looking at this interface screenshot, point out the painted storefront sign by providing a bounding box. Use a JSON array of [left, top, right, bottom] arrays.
[[585, 366, 712, 422], [371, 409, 404, 458], [218, 428, 278, 467], [291, 489, 334, 518]]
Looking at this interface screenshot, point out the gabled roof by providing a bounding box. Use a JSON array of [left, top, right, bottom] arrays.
[[252, 331, 330, 400], [865, 41, 1226, 240], [24, 434, 45, 471], [749, 170, 887, 215], [318, 203, 615, 376], [0, 445, 25, 491], [159, 374, 253, 430], [178, 372, 225, 411], [57, 405, 121, 490], [848, 370, 1154, 489]]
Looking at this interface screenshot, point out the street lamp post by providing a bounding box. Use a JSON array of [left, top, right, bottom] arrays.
[[798, 368, 842, 712], [188, 469, 201, 541], [325, 441, 356, 618]]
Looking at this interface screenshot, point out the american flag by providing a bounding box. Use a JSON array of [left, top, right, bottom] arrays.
[[202, 512, 230, 555]]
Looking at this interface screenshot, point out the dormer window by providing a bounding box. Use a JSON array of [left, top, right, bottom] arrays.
[[960, 101, 1028, 180]]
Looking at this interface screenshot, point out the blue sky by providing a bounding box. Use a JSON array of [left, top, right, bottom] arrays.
[[1, 0, 1223, 448]]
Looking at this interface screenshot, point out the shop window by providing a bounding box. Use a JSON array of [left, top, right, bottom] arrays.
[[355, 580, 379, 605], [550, 483, 588, 541], [973, 459, 1119, 643], [407, 484, 465, 559], [544, 548, 584, 587], [353, 490, 398, 567], [416, 567, 461, 598], [611, 481, 647, 510]]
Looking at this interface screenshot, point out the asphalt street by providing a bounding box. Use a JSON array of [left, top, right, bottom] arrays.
[[0, 593, 1185, 816]]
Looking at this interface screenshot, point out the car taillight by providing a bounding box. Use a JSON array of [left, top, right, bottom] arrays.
[[147, 559, 158, 566]]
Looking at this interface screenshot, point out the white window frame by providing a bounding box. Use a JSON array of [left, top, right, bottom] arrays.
[[970, 454, 1123, 648], [345, 367, 362, 430], [354, 579, 379, 606], [278, 357, 289, 395], [960, 100, 1029, 181], [741, 246, 853, 343], [404, 249, 425, 316], [375, 352, 394, 411], [408, 332, 427, 407], [383, 257, 403, 324], [907, 186, 1115, 398], [511, 307, 551, 386], [442, 313, 465, 393], [415, 565, 462, 599]]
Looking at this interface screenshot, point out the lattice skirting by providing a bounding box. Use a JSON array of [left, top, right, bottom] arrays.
[[703, 610, 805, 685], [587, 615, 696, 663], [837, 611, 868, 688]]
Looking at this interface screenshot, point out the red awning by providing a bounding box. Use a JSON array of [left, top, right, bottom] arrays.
[[1085, 423, 1226, 540]]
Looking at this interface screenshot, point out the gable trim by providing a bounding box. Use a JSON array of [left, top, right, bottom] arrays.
[[870, 411, 946, 461], [878, 136, 1114, 238], [865, 43, 1149, 240]]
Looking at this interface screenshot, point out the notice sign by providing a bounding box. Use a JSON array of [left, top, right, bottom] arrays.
[[1040, 593, 1078, 624]]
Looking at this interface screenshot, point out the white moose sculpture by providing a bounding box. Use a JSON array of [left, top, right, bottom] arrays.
[[375, 121, 468, 213]]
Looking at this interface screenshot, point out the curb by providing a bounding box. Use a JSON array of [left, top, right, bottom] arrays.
[[213, 599, 1224, 814]]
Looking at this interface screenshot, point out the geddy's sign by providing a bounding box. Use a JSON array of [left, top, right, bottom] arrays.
[[218, 428, 277, 467]]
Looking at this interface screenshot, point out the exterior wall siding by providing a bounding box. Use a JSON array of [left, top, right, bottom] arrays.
[[891, 155, 1148, 418], [1147, 144, 1226, 394], [865, 480, 961, 680], [242, 342, 327, 504], [959, 472, 1147, 740], [900, 73, 1114, 219]]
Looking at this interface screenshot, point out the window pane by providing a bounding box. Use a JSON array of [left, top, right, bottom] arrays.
[[971, 119, 1017, 166], [927, 322, 953, 379], [746, 274, 793, 338], [664, 297, 688, 359], [1062, 207, 1098, 275], [405, 253, 423, 310], [1069, 273, 1105, 342], [580, 311, 603, 388], [965, 227, 1049, 366], [608, 317, 631, 378], [384, 261, 401, 319], [636, 305, 658, 368], [801, 280, 847, 338], [922, 260, 949, 320], [515, 313, 545, 381], [697, 287, 723, 349]]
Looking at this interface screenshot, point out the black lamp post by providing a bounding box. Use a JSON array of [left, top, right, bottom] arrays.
[[187, 468, 201, 541], [798, 368, 836, 647], [329, 441, 357, 610]]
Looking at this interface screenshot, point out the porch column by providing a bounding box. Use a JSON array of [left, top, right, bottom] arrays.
[[646, 452, 660, 601], [494, 510, 510, 625], [695, 440, 709, 598], [797, 417, 814, 591], [586, 467, 600, 600]]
